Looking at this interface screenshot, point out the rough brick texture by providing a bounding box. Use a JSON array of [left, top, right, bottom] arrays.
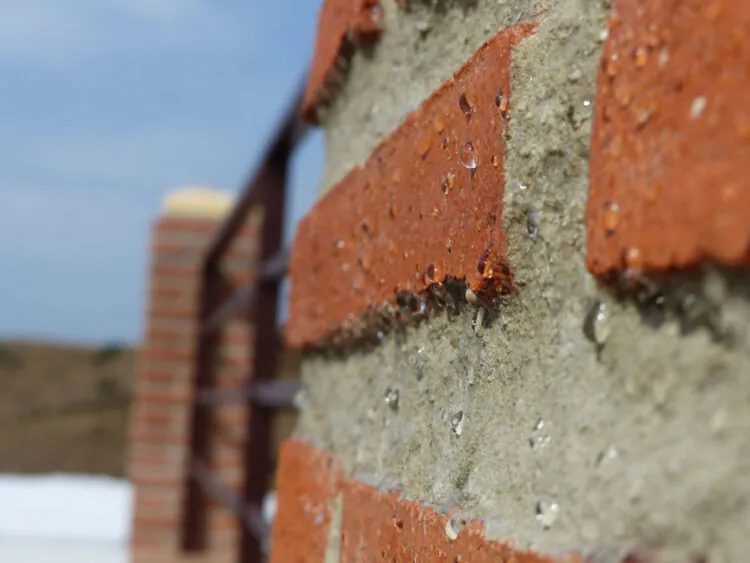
[[287, 24, 534, 348], [587, 0, 750, 280], [303, 0, 384, 123], [270, 440, 343, 563], [271, 439, 580, 563], [128, 202, 262, 562]]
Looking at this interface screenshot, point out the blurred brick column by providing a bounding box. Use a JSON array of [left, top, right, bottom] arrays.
[[128, 187, 262, 563]]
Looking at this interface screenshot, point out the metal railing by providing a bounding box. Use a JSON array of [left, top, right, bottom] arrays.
[[180, 79, 309, 563]]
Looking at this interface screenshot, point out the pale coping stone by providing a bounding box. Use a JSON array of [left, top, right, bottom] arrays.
[[161, 186, 235, 219]]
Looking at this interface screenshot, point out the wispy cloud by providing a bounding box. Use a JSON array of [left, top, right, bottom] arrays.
[[0, 0, 323, 342]]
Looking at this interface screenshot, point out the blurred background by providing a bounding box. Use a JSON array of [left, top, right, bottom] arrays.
[[0, 1, 324, 560]]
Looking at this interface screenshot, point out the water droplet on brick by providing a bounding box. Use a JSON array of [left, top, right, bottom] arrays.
[[605, 53, 619, 77], [495, 90, 509, 118], [690, 96, 707, 119], [477, 248, 491, 276], [459, 92, 474, 119], [445, 515, 466, 541], [424, 264, 436, 284], [530, 435, 551, 450], [658, 47, 670, 67], [529, 418, 550, 450], [450, 411, 464, 436], [491, 155, 500, 168], [459, 142, 477, 169], [596, 444, 619, 466], [441, 171, 457, 195], [535, 501, 560, 529], [585, 302, 612, 346], [384, 387, 400, 410], [415, 347, 424, 380], [624, 247, 643, 273], [472, 308, 484, 334], [602, 201, 620, 234], [527, 209, 542, 240]]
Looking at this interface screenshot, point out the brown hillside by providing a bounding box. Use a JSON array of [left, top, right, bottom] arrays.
[[0, 340, 135, 477]]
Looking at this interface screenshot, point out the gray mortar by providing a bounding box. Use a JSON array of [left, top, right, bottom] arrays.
[[318, 0, 544, 195], [302, 1, 750, 562]]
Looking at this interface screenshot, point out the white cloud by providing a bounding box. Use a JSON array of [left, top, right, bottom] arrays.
[[0, 0, 256, 68]]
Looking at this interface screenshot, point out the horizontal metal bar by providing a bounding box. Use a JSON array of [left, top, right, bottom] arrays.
[[192, 460, 244, 515], [200, 250, 288, 335], [252, 379, 301, 408], [246, 504, 269, 545], [191, 461, 269, 541], [260, 248, 289, 281], [196, 386, 252, 405], [196, 380, 301, 408], [202, 284, 256, 335]]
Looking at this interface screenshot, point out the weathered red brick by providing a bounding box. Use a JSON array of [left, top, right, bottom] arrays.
[[270, 440, 590, 562], [340, 479, 574, 563], [587, 0, 750, 280], [270, 439, 343, 563], [287, 24, 534, 348], [303, 0, 384, 123]]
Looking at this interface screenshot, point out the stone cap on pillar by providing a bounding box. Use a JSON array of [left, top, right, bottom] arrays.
[[161, 186, 235, 219]]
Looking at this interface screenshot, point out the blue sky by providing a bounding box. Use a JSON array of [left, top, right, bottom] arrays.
[[0, 0, 325, 344]]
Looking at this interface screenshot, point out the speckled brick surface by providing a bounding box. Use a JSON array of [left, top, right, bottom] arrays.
[[288, 24, 534, 348], [587, 0, 750, 280]]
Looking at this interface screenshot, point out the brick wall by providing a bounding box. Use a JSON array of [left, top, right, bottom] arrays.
[[272, 1, 750, 562], [128, 187, 262, 562]]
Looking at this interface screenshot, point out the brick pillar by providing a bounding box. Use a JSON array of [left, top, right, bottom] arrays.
[[128, 187, 262, 563]]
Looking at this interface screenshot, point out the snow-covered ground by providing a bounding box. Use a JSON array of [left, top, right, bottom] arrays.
[[0, 474, 278, 562], [0, 474, 132, 562]]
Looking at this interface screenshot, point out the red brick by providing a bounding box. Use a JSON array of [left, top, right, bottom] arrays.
[[270, 440, 588, 562], [287, 24, 534, 348], [132, 474, 183, 488], [130, 463, 184, 486], [146, 306, 197, 321], [587, 0, 750, 280], [133, 409, 174, 426], [134, 389, 192, 405], [340, 479, 573, 563], [129, 450, 169, 467], [133, 514, 181, 529], [149, 265, 202, 281], [155, 216, 221, 235], [303, 0, 384, 123], [150, 284, 193, 300], [270, 439, 343, 563], [131, 430, 189, 446], [206, 509, 242, 533], [149, 266, 256, 286], [138, 370, 176, 384]]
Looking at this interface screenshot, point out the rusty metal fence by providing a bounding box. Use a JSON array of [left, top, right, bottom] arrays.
[[180, 80, 310, 563]]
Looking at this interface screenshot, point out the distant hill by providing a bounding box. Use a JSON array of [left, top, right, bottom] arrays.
[[0, 340, 135, 477]]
